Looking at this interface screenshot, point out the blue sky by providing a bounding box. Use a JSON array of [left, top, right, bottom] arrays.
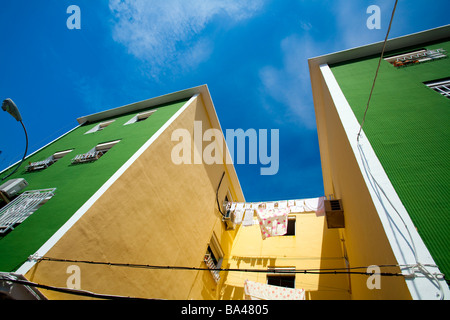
[[0, 0, 448, 202]]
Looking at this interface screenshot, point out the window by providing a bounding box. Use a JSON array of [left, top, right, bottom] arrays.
[[204, 233, 224, 283], [85, 120, 115, 134], [71, 140, 120, 164], [267, 268, 296, 288], [284, 216, 296, 236], [26, 149, 73, 172], [0, 188, 56, 234], [124, 110, 157, 125], [424, 78, 450, 99], [384, 48, 447, 68]]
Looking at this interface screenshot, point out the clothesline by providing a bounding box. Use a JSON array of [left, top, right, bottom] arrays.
[[225, 197, 326, 239]]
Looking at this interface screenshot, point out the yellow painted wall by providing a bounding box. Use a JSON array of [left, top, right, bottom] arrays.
[[314, 74, 412, 299], [25, 95, 243, 300], [220, 212, 351, 300]]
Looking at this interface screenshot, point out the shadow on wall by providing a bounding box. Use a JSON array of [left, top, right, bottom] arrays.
[[218, 256, 277, 300], [308, 223, 351, 300]]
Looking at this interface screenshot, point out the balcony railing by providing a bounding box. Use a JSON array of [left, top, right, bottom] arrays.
[[71, 151, 105, 164], [26, 159, 55, 172], [204, 254, 221, 283], [0, 188, 56, 234]]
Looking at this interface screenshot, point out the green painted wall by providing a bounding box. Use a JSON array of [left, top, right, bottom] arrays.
[[330, 39, 450, 281], [0, 99, 188, 272]]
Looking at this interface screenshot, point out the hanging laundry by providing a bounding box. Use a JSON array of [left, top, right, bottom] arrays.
[[304, 197, 325, 215], [256, 206, 289, 239], [244, 280, 305, 300], [225, 196, 326, 230], [289, 199, 306, 213], [233, 203, 245, 224], [242, 209, 254, 227]]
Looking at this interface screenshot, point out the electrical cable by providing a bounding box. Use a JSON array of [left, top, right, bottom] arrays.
[[357, 0, 398, 142], [1, 120, 28, 181], [216, 171, 226, 217], [34, 256, 406, 277], [0, 275, 153, 300]]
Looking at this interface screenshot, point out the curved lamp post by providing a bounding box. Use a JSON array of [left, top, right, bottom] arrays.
[[1, 99, 28, 180]]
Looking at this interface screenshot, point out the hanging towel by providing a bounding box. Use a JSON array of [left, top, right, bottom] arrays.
[[234, 209, 245, 225], [256, 207, 289, 239], [289, 200, 305, 213], [304, 197, 325, 215], [242, 209, 254, 227]]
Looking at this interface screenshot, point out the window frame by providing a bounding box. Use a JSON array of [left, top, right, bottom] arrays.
[[266, 267, 296, 289], [71, 140, 120, 164], [26, 149, 73, 172], [85, 120, 115, 134], [283, 215, 296, 236], [204, 233, 224, 283], [124, 109, 157, 125]]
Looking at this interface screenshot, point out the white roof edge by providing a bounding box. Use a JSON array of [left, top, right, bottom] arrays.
[[76, 85, 209, 124], [308, 24, 450, 68]]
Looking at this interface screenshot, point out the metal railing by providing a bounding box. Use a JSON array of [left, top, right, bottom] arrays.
[[26, 159, 55, 172], [203, 254, 221, 283], [0, 188, 56, 234], [71, 151, 105, 164]]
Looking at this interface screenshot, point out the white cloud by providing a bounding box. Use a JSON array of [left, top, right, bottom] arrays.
[[108, 0, 266, 77], [332, 0, 399, 49], [258, 0, 403, 130], [259, 34, 324, 130]]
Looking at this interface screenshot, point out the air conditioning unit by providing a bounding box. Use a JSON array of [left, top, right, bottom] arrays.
[[325, 199, 345, 229], [222, 201, 236, 230], [0, 178, 28, 199]]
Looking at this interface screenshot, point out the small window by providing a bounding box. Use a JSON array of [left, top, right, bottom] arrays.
[[424, 78, 450, 99], [204, 233, 224, 283], [124, 110, 157, 125], [267, 268, 296, 288], [26, 149, 73, 172], [71, 140, 120, 164], [283, 216, 296, 236], [85, 120, 115, 134], [0, 188, 56, 234], [52, 149, 73, 160]]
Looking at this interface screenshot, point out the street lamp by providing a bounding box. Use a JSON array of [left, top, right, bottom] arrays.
[[1, 99, 28, 180]]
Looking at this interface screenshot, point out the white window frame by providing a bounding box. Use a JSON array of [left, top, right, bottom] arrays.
[[85, 120, 115, 134], [71, 140, 120, 164], [26, 149, 73, 172], [124, 110, 157, 125]]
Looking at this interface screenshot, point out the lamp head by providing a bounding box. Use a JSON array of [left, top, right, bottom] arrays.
[[2, 98, 22, 121]]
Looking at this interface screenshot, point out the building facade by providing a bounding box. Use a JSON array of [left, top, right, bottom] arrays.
[[1, 84, 348, 300], [0, 86, 245, 299], [309, 25, 450, 299]]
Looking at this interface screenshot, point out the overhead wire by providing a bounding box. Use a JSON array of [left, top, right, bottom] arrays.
[[6, 255, 444, 300], [34, 256, 406, 277], [0, 274, 153, 300], [356, 0, 398, 142]]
